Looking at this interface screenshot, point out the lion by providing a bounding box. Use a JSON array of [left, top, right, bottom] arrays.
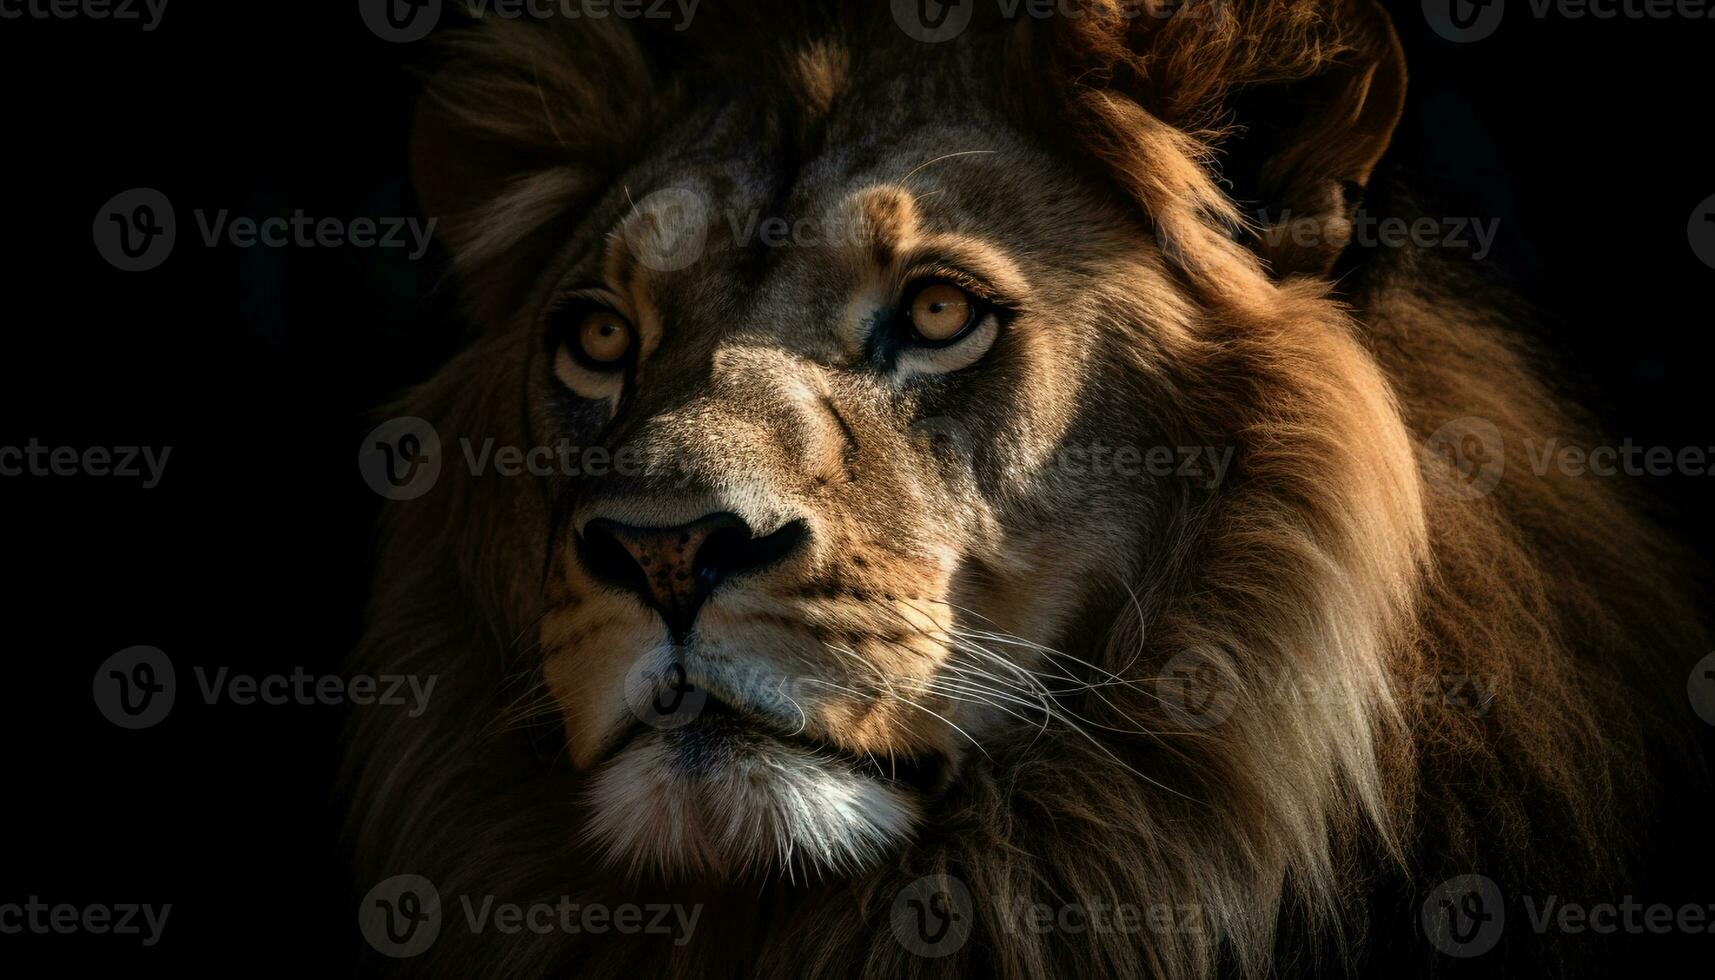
[[343, 2, 1713, 977]]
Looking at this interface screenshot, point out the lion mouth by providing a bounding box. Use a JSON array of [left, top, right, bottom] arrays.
[[629, 697, 950, 797]]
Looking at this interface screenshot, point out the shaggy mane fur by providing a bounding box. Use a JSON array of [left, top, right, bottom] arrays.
[[345, 3, 1711, 977]]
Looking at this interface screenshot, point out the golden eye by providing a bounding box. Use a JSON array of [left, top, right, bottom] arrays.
[[577, 310, 633, 366], [907, 282, 976, 343]]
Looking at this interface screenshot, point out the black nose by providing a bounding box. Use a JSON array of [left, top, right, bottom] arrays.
[[578, 512, 807, 639]]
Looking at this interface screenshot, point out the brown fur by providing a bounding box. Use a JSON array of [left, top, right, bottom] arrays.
[[344, 3, 1710, 977]]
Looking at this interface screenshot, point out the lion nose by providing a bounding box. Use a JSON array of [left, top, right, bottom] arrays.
[[578, 512, 808, 639]]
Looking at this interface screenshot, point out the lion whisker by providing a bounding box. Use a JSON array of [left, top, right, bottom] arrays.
[[806, 649, 994, 761]]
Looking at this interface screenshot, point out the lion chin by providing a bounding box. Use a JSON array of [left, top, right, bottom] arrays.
[[583, 708, 928, 879]]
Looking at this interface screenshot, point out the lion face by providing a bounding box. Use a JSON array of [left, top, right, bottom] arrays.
[[351, 7, 1713, 976], [533, 87, 1171, 877], [393, 0, 1422, 907]]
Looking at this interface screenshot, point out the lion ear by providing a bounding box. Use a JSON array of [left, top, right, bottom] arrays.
[[1233, 1, 1408, 276], [1041, 0, 1407, 280]]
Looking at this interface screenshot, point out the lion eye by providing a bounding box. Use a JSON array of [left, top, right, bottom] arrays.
[[576, 310, 634, 367], [906, 282, 976, 344]]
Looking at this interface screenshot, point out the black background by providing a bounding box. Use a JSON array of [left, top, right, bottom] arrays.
[[1, 0, 1711, 973]]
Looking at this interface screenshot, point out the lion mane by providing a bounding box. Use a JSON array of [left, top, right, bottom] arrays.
[[343, 2, 1712, 977]]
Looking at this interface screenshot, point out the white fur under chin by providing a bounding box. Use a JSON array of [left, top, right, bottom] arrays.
[[584, 731, 921, 880]]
